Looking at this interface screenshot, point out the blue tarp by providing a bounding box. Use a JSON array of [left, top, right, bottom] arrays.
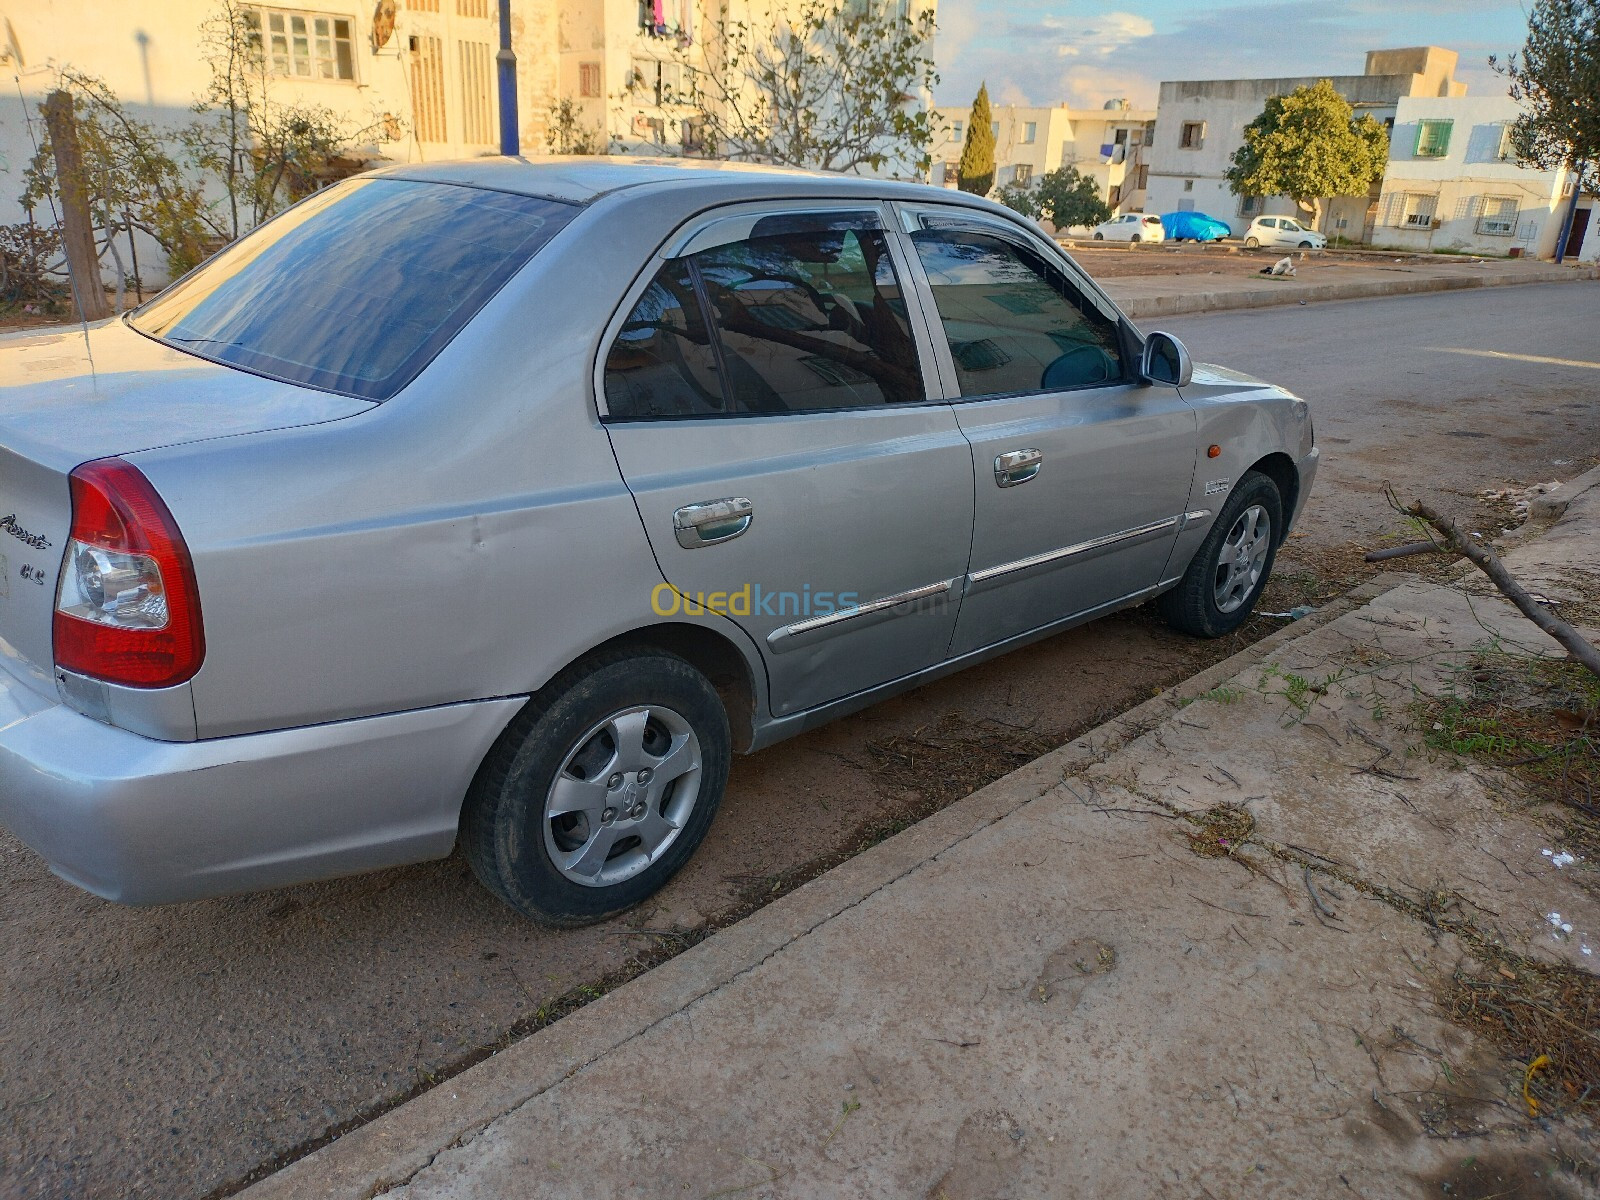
[[1161, 212, 1232, 241]]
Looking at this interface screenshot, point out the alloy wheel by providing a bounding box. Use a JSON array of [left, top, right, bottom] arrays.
[[1213, 503, 1272, 614]]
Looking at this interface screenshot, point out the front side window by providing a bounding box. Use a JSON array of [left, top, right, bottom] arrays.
[[605, 215, 926, 418], [246, 8, 356, 79], [910, 228, 1123, 399], [133, 179, 578, 401]]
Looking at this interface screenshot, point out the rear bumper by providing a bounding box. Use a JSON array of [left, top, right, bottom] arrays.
[[0, 679, 519, 904]]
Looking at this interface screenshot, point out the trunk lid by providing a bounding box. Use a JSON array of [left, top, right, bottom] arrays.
[[0, 318, 372, 692]]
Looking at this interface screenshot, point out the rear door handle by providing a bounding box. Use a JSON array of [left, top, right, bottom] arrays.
[[994, 448, 1043, 488], [673, 496, 754, 548]]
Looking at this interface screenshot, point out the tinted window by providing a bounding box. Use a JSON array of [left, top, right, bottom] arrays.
[[694, 221, 925, 413], [604, 260, 725, 419], [910, 229, 1122, 398], [132, 179, 578, 401]]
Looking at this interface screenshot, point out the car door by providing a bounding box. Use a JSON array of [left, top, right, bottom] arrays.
[[891, 204, 1199, 657], [601, 205, 974, 717]]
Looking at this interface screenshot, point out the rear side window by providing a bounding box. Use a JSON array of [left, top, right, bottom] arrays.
[[910, 228, 1123, 399], [132, 178, 578, 401], [604, 215, 925, 418]]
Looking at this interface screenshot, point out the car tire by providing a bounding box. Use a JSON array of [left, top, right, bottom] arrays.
[[1299, 240, 1313, 248], [1245, 236, 1259, 248], [1130, 234, 1142, 243], [1093, 232, 1105, 240], [1158, 471, 1283, 639], [462, 648, 731, 926]]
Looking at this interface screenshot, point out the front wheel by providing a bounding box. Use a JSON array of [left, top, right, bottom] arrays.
[[462, 650, 730, 925], [1244, 236, 1260, 248], [1158, 471, 1283, 638], [1093, 232, 1105, 240], [1299, 240, 1314, 248], [1130, 234, 1142, 243]]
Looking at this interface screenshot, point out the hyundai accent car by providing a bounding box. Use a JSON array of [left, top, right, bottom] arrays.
[[0, 159, 1316, 924]]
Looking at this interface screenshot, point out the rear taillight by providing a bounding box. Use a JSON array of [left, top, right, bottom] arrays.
[[53, 458, 205, 689]]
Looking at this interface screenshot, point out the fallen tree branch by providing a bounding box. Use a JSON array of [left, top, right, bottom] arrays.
[[1385, 484, 1600, 678]]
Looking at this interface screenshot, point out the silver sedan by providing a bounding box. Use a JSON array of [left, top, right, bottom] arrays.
[[0, 159, 1317, 924]]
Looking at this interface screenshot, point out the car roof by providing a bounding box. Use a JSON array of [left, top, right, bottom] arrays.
[[367, 155, 936, 206]]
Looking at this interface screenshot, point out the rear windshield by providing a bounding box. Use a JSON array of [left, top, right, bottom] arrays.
[[131, 178, 579, 401]]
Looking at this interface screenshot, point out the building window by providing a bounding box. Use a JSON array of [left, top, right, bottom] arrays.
[[459, 40, 493, 144], [1238, 194, 1262, 217], [1012, 163, 1033, 184], [247, 8, 356, 80], [1143, 124, 1154, 147], [579, 62, 601, 98], [1182, 179, 1193, 192], [457, 0, 489, 15], [951, 119, 964, 140], [1415, 119, 1453, 158], [1382, 192, 1438, 228], [1496, 124, 1515, 161], [405, 0, 438, 10], [1108, 184, 1122, 206], [1021, 121, 1036, 144], [1179, 121, 1205, 150], [990, 121, 999, 138], [1476, 196, 1519, 236], [681, 118, 707, 156], [410, 34, 446, 141], [631, 58, 683, 106], [1133, 164, 1147, 190]]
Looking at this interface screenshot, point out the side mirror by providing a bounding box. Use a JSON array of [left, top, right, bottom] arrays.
[[1141, 330, 1193, 388]]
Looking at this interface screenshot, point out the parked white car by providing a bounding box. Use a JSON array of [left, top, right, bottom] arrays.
[[1244, 216, 1327, 250], [1089, 214, 1166, 244]]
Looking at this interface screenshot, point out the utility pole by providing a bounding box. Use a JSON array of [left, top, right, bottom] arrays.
[[41, 90, 111, 321], [497, 0, 519, 156]]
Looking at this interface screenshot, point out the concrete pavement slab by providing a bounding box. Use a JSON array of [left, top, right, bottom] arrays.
[[240, 481, 1600, 1199]]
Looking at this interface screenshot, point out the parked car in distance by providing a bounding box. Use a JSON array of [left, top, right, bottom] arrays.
[[1161, 211, 1232, 243], [0, 159, 1317, 926], [1244, 216, 1327, 249], [1089, 213, 1167, 243]]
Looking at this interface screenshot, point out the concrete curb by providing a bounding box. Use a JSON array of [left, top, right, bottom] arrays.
[[232, 576, 1401, 1200], [1530, 462, 1600, 521], [1110, 263, 1600, 320]]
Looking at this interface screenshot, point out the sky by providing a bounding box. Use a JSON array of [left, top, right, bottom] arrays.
[[931, 0, 1534, 111]]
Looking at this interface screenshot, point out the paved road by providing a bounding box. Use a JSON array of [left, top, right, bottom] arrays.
[[2, 283, 1596, 1200]]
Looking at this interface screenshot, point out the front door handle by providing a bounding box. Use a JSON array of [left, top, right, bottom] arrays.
[[994, 448, 1043, 488], [673, 496, 754, 548]]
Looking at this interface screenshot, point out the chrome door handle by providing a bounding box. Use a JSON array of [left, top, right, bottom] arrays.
[[994, 448, 1043, 488], [673, 497, 754, 548]]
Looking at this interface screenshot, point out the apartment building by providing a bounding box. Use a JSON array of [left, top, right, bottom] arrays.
[[1146, 46, 1467, 237], [929, 100, 1155, 214], [1374, 95, 1577, 257]]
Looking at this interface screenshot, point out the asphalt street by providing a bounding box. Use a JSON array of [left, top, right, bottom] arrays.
[[1, 281, 1596, 1200]]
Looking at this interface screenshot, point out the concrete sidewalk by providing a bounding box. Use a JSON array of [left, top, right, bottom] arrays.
[[1103, 256, 1600, 320], [243, 478, 1600, 1200]]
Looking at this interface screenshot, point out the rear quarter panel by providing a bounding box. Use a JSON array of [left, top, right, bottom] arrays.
[[131, 193, 767, 739]]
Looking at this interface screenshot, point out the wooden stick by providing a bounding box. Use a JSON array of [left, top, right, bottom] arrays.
[[1390, 487, 1600, 679]]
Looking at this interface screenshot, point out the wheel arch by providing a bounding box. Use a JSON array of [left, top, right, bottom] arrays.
[[536, 622, 764, 754], [1246, 452, 1299, 541]]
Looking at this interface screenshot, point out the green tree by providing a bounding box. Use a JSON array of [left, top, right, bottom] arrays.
[[1034, 165, 1112, 228], [1491, 0, 1600, 193], [660, 0, 939, 174], [1225, 79, 1388, 231], [994, 180, 1038, 219], [958, 83, 995, 195]]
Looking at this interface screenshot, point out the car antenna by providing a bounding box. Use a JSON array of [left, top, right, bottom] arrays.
[[14, 72, 98, 380]]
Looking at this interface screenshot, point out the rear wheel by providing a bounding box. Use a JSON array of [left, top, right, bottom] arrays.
[[1158, 471, 1283, 638], [1245, 236, 1260, 248], [462, 649, 730, 925], [1093, 232, 1105, 240], [1130, 234, 1142, 243]]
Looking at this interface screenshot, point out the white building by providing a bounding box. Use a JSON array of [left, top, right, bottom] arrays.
[[1146, 47, 1466, 238], [929, 100, 1155, 214], [1375, 95, 1576, 258]]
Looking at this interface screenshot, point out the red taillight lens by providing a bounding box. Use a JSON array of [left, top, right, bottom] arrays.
[[53, 458, 205, 689]]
